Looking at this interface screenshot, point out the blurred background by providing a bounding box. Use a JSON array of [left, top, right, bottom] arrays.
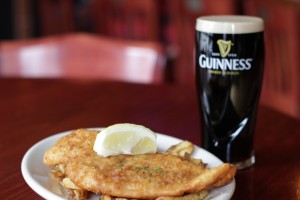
[[0, 0, 299, 119]]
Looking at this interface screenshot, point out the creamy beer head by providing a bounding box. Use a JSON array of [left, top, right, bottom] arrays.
[[196, 15, 264, 34]]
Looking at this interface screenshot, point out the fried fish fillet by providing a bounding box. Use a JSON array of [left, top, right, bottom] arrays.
[[66, 153, 236, 199], [101, 190, 209, 200], [44, 129, 99, 167], [43, 129, 236, 200], [44, 129, 99, 199]]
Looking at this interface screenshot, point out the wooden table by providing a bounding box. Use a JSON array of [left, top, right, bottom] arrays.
[[0, 78, 299, 200]]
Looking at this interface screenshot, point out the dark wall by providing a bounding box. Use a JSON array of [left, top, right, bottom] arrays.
[[0, 0, 14, 39]]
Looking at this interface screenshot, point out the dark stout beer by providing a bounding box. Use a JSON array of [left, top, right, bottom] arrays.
[[195, 16, 264, 169]]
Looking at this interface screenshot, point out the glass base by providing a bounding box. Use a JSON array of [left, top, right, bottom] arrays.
[[232, 155, 255, 170]]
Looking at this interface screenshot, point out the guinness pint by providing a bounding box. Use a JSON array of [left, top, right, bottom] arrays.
[[195, 16, 264, 169]]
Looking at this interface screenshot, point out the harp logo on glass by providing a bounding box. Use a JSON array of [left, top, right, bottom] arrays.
[[217, 39, 233, 57], [198, 39, 253, 74]]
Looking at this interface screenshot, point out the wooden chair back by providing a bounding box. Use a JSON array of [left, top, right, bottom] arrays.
[[91, 0, 160, 41], [0, 33, 166, 84], [244, 0, 300, 118], [37, 0, 74, 35]]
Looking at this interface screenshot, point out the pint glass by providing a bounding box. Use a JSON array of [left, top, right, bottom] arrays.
[[195, 16, 264, 169]]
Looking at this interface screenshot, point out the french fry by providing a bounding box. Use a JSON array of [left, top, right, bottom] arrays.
[[166, 141, 194, 157], [50, 164, 88, 200]]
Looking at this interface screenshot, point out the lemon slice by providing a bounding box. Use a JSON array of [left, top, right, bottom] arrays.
[[93, 123, 157, 157]]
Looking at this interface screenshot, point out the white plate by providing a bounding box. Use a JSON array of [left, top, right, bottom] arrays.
[[21, 128, 235, 200]]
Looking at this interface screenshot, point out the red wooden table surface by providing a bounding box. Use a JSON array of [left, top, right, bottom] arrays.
[[0, 78, 299, 200]]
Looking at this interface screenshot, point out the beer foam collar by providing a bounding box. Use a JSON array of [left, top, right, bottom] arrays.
[[196, 15, 264, 34]]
